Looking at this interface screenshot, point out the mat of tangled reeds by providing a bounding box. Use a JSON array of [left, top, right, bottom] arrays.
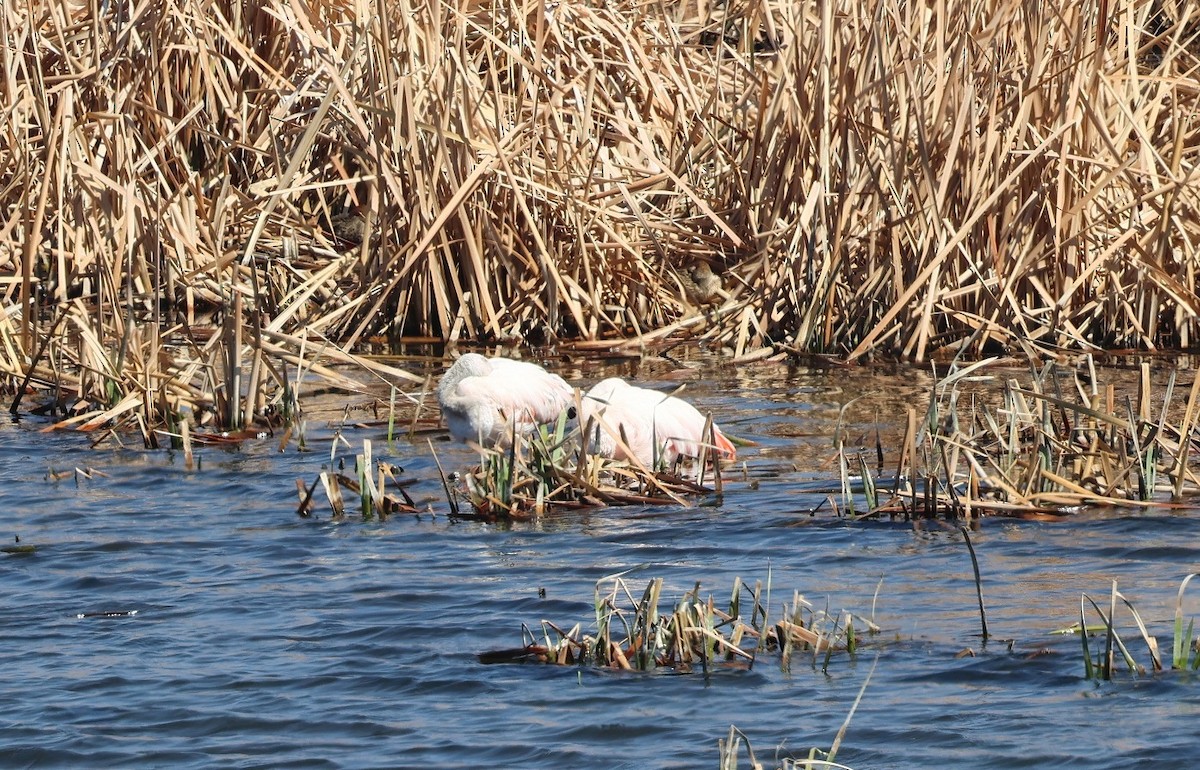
[[480, 571, 876, 673], [6, 0, 1200, 441], [843, 356, 1200, 520]]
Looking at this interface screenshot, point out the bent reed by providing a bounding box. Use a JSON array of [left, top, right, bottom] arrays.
[[3, 0, 1200, 434]]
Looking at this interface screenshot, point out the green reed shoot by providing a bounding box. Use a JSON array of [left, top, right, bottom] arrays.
[[1173, 573, 1200, 670], [858, 455, 877, 511], [355, 439, 380, 518], [1068, 575, 1200, 679]]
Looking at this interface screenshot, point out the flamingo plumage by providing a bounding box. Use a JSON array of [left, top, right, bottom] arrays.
[[579, 377, 736, 467], [436, 353, 574, 446]]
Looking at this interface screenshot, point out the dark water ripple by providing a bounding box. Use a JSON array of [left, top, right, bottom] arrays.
[[3, 362, 1200, 768]]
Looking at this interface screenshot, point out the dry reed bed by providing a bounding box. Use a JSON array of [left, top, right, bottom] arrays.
[[3, 0, 1200, 435]]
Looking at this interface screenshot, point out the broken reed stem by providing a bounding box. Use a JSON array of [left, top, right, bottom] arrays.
[[1171, 374, 1200, 499], [429, 439, 460, 518], [181, 418, 193, 471]]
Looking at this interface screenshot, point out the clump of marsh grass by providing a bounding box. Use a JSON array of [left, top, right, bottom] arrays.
[[841, 356, 1200, 520], [296, 438, 418, 519], [444, 411, 730, 521], [480, 571, 876, 673], [1055, 573, 1200, 680]]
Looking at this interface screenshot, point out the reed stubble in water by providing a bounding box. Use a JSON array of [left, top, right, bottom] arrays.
[[841, 356, 1200, 521], [481, 572, 875, 672], [1068, 572, 1200, 680]]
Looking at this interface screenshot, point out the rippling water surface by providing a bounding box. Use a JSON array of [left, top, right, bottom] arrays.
[[3, 354, 1199, 769]]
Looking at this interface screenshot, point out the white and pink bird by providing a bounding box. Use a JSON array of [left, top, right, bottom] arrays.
[[579, 377, 736, 467], [436, 353, 574, 446], [436, 355, 737, 467]]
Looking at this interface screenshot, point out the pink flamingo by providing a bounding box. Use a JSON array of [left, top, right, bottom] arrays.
[[436, 353, 573, 446], [579, 377, 736, 467]]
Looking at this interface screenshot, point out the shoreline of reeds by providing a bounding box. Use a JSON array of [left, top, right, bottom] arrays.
[[4, 1, 1200, 432]]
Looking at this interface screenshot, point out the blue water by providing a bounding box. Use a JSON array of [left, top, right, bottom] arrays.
[[2, 359, 1199, 768]]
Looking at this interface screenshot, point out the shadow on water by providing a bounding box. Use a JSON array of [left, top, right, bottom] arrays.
[[2, 352, 1200, 769]]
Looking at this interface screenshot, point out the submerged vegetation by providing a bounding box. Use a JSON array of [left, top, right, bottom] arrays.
[[5, 0, 1200, 433]]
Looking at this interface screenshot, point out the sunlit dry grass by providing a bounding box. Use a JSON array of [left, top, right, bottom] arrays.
[[3, 1, 1200, 435]]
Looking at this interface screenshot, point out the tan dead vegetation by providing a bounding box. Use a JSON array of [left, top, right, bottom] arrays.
[[2, 0, 1200, 435]]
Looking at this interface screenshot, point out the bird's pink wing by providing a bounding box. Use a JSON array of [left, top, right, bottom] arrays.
[[630, 388, 736, 461], [483, 360, 572, 425], [449, 376, 507, 418], [584, 398, 656, 465]]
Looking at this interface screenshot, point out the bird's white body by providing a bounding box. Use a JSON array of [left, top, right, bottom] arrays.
[[579, 377, 735, 467], [437, 354, 574, 446]]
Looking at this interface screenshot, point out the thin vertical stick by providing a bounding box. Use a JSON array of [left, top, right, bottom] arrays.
[[961, 526, 989, 641], [711, 420, 723, 496]]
